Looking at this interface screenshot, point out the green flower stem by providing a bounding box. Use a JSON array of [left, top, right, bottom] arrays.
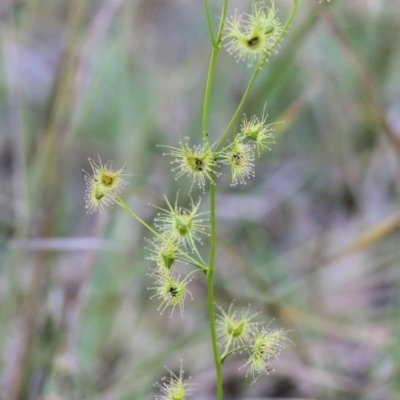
[[214, 0, 300, 151], [202, 0, 228, 145], [202, 48, 218, 144], [204, 0, 216, 45], [220, 345, 249, 364], [190, 239, 208, 269], [208, 181, 223, 400], [114, 195, 208, 272], [202, 2, 228, 399], [214, 69, 259, 151], [220, 337, 233, 362], [216, 0, 229, 44], [185, 268, 204, 280]]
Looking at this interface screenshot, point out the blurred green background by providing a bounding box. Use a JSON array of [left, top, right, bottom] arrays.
[[1, 0, 400, 399]]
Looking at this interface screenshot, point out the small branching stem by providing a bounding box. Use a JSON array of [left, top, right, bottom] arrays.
[[114, 195, 208, 272], [221, 345, 249, 364], [215, 70, 259, 151], [204, 0, 216, 45]]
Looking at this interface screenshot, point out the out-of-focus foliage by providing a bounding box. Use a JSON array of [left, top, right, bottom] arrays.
[[1, 0, 400, 399]]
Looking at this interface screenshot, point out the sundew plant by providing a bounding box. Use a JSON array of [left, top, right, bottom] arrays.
[[85, 0, 300, 398]]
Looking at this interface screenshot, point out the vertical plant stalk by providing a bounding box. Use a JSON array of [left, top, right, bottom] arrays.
[[202, 1, 228, 399], [202, 0, 228, 145], [207, 182, 223, 399]]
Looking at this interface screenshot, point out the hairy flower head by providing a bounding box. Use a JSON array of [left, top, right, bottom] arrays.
[[240, 109, 276, 156], [221, 136, 255, 185], [153, 195, 209, 249], [146, 236, 177, 273], [149, 271, 192, 316], [84, 182, 113, 214], [224, 1, 282, 66], [216, 303, 258, 348], [83, 157, 127, 213], [154, 361, 195, 400], [159, 138, 218, 192], [242, 324, 289, 380]]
